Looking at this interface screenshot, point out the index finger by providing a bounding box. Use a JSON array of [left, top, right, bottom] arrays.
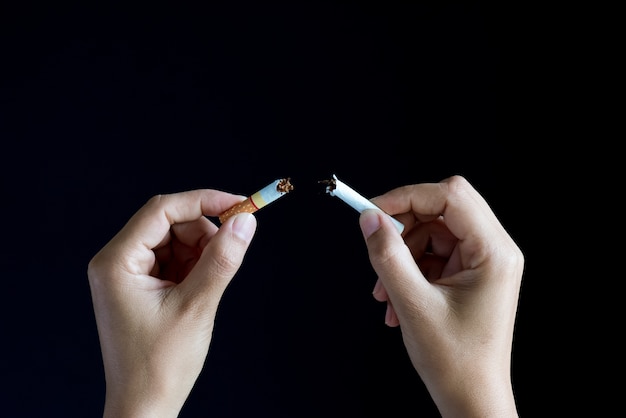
[[371, 175, 504, 245], [117, 189, 246, 251]]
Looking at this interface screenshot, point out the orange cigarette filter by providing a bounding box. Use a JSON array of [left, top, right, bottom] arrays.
[[219, 178, 294, 223]]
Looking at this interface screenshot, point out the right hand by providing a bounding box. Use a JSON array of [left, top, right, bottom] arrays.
[[359, 175, 523, 417], [88, 190, 256, 417]]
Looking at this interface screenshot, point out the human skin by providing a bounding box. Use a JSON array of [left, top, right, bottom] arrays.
[[88, 176, 523, 417], [359, 175, 523, 417], [87, 190, 256, 418]]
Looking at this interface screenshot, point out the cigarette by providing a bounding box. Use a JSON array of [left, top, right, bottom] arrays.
[[219, 178, 294, 223], [321, 174, 405, 234]]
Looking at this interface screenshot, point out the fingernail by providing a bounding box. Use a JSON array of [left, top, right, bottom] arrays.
[[359, 209, 382, 239], [372, 279, 382, 295], [231, 212, 256, 243], [385, 304, 393, 326]]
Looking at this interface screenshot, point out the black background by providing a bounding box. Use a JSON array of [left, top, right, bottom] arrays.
[[0, 2, 542, 417]]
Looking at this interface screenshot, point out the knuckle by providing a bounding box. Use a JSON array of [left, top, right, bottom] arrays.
[[210, 246, 240, 277], [370, 241, 404, 272], [444, 174, 470, 196]]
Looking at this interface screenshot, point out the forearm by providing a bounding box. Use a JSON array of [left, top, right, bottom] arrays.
[[103, 400, 182, 418], [104, 400, 181, 418]]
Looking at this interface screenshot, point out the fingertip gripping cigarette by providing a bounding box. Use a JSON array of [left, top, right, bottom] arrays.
[[322, 174, 405, 234], [219, 178, 294, 224]]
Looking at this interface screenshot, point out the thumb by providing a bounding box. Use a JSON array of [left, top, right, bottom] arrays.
[[359, 209, 428, 315], [178, 212, 257, 314]]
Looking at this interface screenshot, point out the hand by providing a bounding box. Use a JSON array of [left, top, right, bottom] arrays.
[[87, 190, 257, 418], [359, 175, 523, 417]]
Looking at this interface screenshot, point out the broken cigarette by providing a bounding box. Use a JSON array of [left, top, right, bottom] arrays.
[[219, 178, 294, 223], [321, 174, 405, 234]]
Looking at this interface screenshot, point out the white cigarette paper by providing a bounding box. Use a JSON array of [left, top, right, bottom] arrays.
[[219, 178, 294, 223], [324, 174, 405, 233], [249, 179, 290, 208]]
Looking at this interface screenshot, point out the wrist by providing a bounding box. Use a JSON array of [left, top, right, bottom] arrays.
[[430, 370, 518, 418], [103, 391, 185, 418], [102, 370, 190, 418]]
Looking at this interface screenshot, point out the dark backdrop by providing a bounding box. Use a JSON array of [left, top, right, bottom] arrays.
[[1, 2, 538, 417]]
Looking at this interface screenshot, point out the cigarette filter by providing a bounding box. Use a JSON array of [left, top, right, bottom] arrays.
[[219, 178, 294, 223], [322, 174, 405, 234]]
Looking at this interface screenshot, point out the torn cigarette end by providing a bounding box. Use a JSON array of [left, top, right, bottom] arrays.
[[219, 178, 294, 224], [321, 174, 405, 234]]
